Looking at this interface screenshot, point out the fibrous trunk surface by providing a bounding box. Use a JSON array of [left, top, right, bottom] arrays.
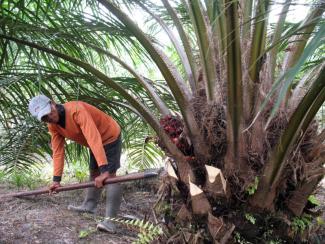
[[155, 91, 324, 243]]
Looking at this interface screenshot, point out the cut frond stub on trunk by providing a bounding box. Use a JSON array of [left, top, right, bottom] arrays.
[[167, 161, 178, 180], [176, 204, 192, 223], [208, 213, 224, 239], [189, 180, 211, 215], [208, 213, 235, 243], [204, 165, 227, 198]]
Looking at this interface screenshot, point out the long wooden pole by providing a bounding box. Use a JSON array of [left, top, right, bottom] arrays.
[[0, 170, 158, 199]]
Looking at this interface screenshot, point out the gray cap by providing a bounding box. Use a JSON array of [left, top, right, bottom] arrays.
[[28, 95, 51, 121]]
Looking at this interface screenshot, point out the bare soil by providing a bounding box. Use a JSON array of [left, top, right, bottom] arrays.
[[1, 180, 324, 244], [0, 183, 158, 244]]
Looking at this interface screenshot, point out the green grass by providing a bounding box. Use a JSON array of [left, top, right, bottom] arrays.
[[7, 170, 48, 189], [0, 164, 49, 190], [0, 170, 6, 183], [2, 159, 99, 191], [64, 160, 89, 183]]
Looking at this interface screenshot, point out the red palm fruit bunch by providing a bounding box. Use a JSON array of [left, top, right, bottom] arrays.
[[159, 115, 193, 156]]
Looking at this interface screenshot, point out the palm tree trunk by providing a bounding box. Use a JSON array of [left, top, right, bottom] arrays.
[[286, 177, 323, 216]]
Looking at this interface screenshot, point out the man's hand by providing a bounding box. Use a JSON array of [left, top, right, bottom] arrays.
[[94, 172, 111, 188], [49, 181, 61, 194]]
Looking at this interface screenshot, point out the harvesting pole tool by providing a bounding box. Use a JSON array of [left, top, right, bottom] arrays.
[[0, 170, 158, 199]]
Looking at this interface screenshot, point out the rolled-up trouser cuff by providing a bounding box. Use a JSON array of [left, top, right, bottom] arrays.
[[53, 176, 62, 182]]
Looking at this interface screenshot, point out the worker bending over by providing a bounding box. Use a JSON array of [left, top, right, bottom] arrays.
[[29, 95, 122, 233]]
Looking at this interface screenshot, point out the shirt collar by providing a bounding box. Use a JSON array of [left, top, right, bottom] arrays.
[[56, 104, 65, 128]]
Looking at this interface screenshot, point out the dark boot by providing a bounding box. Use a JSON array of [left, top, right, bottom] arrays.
[[68, 171, 102, 214], [97, 183, 122, 233]]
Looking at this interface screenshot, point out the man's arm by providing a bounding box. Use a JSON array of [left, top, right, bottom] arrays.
[[74, 107, 111, 187], [48, 125, 65, 183]]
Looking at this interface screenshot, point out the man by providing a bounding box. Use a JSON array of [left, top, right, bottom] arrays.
[[28, 94, 122, 233]]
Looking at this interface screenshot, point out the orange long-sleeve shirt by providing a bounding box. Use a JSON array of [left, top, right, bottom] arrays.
[[48, 101, 121, 178]]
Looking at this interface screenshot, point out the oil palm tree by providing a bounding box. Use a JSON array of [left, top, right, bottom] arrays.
[[0, 0, 324, 242]]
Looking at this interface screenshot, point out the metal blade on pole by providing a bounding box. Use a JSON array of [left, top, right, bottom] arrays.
[[0, 170, 158, 199]]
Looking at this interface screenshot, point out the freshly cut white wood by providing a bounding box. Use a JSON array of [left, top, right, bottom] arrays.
[[189, 179, 211, 215], [205, 165, 227, 197], [189, 181, 203, 196]]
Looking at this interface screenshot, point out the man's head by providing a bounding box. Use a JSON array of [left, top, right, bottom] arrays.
[[28, 95, 59, 123]]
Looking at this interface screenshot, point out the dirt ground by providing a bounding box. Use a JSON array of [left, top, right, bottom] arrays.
[[0, 182, 159, 244], [1, 180, 324, 244]]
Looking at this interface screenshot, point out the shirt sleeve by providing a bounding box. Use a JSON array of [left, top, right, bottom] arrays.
[[74, 106, 108, 167], [48, 125, 65, 181]]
